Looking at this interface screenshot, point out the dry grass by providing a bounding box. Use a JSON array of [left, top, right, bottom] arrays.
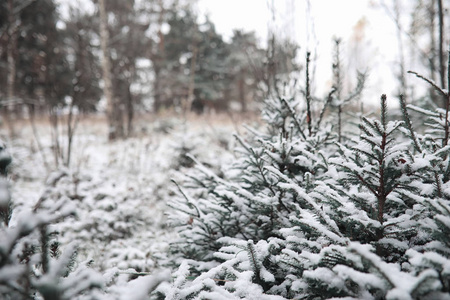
[[1, 110, 263, 141]]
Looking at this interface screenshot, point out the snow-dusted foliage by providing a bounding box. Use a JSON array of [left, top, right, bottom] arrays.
[[1, 117, 235, 299], [0, 145, 103, 299], [166, 71, 450, 299]]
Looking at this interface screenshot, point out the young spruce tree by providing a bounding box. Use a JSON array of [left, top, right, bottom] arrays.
[[165, 49, 450, 300]]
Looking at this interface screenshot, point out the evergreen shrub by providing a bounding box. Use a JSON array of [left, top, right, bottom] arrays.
[[166, 53, 450, 299]]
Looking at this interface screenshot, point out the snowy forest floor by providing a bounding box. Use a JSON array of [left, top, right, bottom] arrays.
[[3, 111, 260, 275]]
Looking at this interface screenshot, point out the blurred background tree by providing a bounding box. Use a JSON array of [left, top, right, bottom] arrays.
[[1, 0, 392, 142]]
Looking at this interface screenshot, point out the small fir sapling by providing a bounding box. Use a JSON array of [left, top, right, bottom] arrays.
[[283, 63, 450, 299], [168, 50, 340, 261], [406, 55, 450, 197], [270, 94, 450, 299], [166, 51, 345, 298], [0, 143, 104, 299], [330, 95, 416, 246], [294, 70, 450, 298], [273, 95, 417, 298]]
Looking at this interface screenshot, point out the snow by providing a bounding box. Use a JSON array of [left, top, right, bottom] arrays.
[[303, 267, 346, 289], [377, 238, 409, 251], [333, 264, 385, 290], [3, 115, 237, 298], [115, 269, 171, 300]]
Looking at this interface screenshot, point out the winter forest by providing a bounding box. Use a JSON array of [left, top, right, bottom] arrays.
[[1, 0, 450, 299]]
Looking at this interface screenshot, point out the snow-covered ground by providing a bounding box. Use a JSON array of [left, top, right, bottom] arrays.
[[4, 113, 250, 282]]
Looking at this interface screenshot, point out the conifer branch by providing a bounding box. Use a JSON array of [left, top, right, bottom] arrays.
[[407, 71, 447, 99], [353, 145, 378, 162], [348, 168, 378, 197], [410, 270, 441, 297], [350, 244, 395, 288], [0, 206, 75, 268], [171, 179, 201, 218], [280, 98, 307, 140], [1, 281, 27, 298], [316, 88, 336, 129], [186, 153, 227, 185], [399, 94, 422, 153], [247, 240, 262, 284], [233, 134, 252, 153], [342, 72, 367, 104], [359, 123, 374, 138], [250, 148, 276, 197], [407, 104, 440, 117], [373, 121, 384, 138], [361, 116, 378, 136], [434, 172, 443, 198]]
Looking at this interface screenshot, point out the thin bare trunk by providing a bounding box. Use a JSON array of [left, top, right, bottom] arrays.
[[126, 84, 133, 137], [153, 67, 162, 111], [49, 107, 61, 167], [429, 0, 437, 81], [238, 74, 246, 113], [333, 39, 343, 142], [66, 99, 80, 167], [184, 46, 197, 116], [306, 52, 312, 136], [267, 34, 278, 98], [394, 0, 407, 96], [5, 0, 17, 138], [99, 0, 118, 140], [437, 0, 445, 91], [152, 0, 166, 112], [428, 0, 439, 105], [157, 0, 165, 53], [444, 48, 450, 147], [28, 104, 50, 172]]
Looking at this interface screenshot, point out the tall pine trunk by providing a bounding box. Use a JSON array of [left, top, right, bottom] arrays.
[[98, 0, 122, 140]]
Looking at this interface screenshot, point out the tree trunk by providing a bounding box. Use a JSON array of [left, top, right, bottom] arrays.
[[5, 0, 17, 138], [394, 0, 407, 97], [153, 0, 166, 113], [49, 106, 61, 167], [437, 0, 445, 90], [98, 0, 120, 140], [126, 83, 133, 137], [153, 66, 162, 112], [428, 0, 439, 105], [238, 74, 247, 113], [184, 45, 197, 115]]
